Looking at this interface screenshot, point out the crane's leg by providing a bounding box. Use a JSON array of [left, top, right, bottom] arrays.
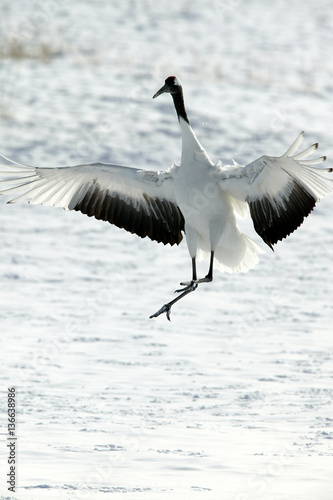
[[177, 251, 214, 290], [149, 257, 198, 321], [149, 282, 198, 321], [192, 256, 197, 281], [149, 253, 215, 321], [195, 250, 214, 283]]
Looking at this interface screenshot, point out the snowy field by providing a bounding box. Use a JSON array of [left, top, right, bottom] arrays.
[[1, 1, 333, 499]]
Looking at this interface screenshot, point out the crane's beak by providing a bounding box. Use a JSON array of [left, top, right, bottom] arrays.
[[152, 83, 169, 99]]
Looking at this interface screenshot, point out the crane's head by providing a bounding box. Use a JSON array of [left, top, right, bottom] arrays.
[[153, 76, 182, 99], [152, 76, 189, 123]]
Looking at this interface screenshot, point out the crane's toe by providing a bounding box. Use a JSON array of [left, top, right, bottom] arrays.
[[179, 280, 193, 287], [175, 282, 198, 293]]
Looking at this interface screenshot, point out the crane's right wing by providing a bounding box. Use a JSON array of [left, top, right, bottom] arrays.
[[0, 156, 185, 246], [213, 132, 333, 249]]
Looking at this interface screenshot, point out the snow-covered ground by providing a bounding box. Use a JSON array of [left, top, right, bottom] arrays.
[[0, 1, 333, 499]]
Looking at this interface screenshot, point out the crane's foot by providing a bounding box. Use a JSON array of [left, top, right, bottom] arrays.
[[149, 303, 172, 321], [177, 276, 212, 292], [175, 282, 198, 293]]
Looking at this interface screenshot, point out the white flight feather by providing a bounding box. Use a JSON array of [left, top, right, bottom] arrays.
[[213, 132, 332, 203]]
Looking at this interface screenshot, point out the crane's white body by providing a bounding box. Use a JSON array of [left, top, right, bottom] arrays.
[[173, 118, 261, 273]]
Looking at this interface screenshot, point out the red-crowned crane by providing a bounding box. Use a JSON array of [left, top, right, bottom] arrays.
[[1, 76, 332, 320]]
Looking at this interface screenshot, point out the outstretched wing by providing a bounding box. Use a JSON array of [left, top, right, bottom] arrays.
[[213, 132, 332, 249], [0, 158, 185, 246]]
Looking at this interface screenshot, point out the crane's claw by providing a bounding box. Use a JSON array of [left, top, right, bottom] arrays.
[[149, 303, 172, 321]]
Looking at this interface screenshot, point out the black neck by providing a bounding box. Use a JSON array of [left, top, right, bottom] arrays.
[[171, 87, 189, 124]]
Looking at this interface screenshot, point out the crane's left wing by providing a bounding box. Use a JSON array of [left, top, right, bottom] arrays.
[[0, 157, 184, 246], [213, 132, 332, 249]]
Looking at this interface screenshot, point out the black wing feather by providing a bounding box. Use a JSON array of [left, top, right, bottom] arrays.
[[248, 179, 316, 249], [74, 181, 184, 246]]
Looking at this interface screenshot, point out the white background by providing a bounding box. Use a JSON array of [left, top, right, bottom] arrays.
[[0, 1, 332, 499]]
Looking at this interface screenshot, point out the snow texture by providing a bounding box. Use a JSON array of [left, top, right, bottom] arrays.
[[0, 1, 333, 499]]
